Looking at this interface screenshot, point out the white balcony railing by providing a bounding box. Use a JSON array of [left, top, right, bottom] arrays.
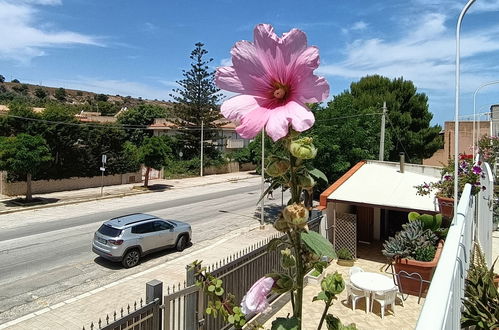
[[416, 161, 494, 330]]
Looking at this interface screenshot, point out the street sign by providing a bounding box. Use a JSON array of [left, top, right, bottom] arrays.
[[100, 167, 106, 171], [102, 154, 107, 164]]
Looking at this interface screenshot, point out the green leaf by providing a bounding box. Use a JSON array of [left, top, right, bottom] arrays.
[[207, 285, 215, 292], [216, 279, 223, 287], [309, 168, 328, 183], [301, 231, 337, 259], [228, 315, 235, 324], [215, 287, 224, 296], [325, 315, 342, 330], [312, 291, 329, 302], [271, 317, 299, 330], [205, 307, 212, 315]]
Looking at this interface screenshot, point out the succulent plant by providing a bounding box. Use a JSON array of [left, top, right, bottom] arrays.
[[382, 220, 438, 261]]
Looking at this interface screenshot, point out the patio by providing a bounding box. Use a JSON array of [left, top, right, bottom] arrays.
[[258, 243, 424, 330]]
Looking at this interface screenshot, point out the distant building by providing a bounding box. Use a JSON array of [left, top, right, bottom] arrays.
[[423, 120, 490, 166]]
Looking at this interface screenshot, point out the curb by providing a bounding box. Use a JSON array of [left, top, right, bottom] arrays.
[[0, 173, 257, 215]]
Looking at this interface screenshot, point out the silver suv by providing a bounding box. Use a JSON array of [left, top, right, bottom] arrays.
[[92, 213, 192, 268]]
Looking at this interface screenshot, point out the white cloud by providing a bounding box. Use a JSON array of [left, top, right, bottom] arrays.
[[142, 22, 158, 33], [0, 1, 102, 63], [220, 57, 232, 66], [320, 13, 499, 93], [351, 21, 368, 31]]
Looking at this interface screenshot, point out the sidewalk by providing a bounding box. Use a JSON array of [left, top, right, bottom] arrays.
[[0, 224, 278, 330], [0, 171, 258, 214]]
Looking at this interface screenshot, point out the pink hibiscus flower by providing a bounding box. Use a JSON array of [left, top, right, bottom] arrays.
[[215, 24, 330, 141], [240, 276, 274, 315]]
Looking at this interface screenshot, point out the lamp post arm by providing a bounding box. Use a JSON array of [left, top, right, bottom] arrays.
[[454, 0, 476, 219]]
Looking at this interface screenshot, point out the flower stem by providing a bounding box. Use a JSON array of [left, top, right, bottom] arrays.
[[317, 300, 332, 330], [291, 230, 304, 327]]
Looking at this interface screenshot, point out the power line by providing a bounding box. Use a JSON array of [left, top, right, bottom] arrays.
[[315, 112, 383, 122], [386, 116, 412, 163], [0, 113, 229, 131]]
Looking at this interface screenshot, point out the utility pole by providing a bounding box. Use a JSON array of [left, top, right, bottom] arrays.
[[260, 129, 265, 228], [379, 101, 387, 161], [200, 120, 204, 177]]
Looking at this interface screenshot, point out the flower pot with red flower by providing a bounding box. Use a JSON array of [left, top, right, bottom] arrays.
[[415, 154, 486, 218]]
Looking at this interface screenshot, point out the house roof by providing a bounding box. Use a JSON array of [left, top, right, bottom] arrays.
[[322, 160, 443, 213]]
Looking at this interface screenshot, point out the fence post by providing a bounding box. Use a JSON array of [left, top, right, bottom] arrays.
[[185, 265, 197, 329], [146, 280, 163, 330]]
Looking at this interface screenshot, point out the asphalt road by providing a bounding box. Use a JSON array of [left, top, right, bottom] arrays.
[[0, 179, 285, 321]]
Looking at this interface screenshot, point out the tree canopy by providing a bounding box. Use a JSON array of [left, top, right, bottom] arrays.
[[0, 134, 52, 200], [136, 136, 172, 187], [170, 42, 223, 159], [117, 103, 167, 145], [348, 75, 442, 163]]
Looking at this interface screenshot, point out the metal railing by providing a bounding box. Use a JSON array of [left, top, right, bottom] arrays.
[[416, 161, 494, 329], [163, 215, 322, 330]]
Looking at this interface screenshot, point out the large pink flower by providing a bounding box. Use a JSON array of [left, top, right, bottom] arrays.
[[240, 276, 274, 315], [215, 24, 329, 141]]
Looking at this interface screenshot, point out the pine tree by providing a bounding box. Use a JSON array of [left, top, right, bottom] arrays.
[[170, 42, 223, 159]]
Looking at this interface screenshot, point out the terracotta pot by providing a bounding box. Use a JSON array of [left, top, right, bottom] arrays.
[[337, 259, 355, 267], [494, 275, 499, 289], [393, 241, 444, 296], [437, 196, 454, 218]]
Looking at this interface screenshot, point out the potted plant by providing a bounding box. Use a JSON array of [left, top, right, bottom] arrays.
[[382, 219, 443, 296], [336, 248, 355, 267], [415, 154, 485, 218], [305, 268, 325, 285]]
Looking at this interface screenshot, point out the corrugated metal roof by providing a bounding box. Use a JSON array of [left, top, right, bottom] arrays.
[[327, 160, 442, 213]]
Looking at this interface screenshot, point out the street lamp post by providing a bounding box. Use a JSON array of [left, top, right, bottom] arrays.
[[473, 80, 499, 151], [260, 129, 265, 227], [453, 0, 476, 219]]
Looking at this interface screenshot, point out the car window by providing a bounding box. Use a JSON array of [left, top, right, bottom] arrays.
[[154, 221, 172, 231], [98, 224, 122, 237], [131, 222, 155, 234]]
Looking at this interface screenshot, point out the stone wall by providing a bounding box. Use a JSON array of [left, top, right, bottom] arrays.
[[1, 171, 142, 196], [203, 162, 256, 175]]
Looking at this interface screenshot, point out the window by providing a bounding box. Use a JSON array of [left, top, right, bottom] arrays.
[[98, 225, 122, 237], [154, 221, 172, 231], [131, 222, 155, 234]]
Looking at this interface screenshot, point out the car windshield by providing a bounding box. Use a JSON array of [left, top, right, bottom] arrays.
[[98, 224, 122, 237]]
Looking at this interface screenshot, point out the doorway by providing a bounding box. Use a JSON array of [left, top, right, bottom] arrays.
[[356, 206, 373, 244]]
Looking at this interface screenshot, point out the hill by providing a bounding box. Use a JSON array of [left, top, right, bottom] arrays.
[[0, 80, 172, 115]]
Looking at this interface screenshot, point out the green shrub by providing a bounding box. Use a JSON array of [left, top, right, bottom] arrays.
[[337, 248, 354, 260], [413, 245, 436, 262]]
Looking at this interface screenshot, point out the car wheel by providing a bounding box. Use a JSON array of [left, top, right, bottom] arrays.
[[122, 249, 140, 268], [176, 235, 187, 252]]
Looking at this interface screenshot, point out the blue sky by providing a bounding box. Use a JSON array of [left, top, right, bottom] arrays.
[[0, 0, 499, 125]]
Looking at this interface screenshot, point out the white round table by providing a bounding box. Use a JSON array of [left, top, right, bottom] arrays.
[[350, 272, 396, 313]]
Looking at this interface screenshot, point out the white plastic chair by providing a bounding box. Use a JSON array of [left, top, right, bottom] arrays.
[[346, 282, 370, 313], [349, 266, 364, 277], [371, 288, 398, 319]]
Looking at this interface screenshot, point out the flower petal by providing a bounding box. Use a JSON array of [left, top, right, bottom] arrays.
[[220, 94, 260, 121], [236, 106, 271, 139], [253, 24, 279, 56], [280, 28, 308, 65], [265, 100, 315, 141], [215, 66, 245, 93], [231, 41, 273, 96], [295, 74, 330, 103]]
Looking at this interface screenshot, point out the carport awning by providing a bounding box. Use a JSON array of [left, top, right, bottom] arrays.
[[327, 162, 441, 213]]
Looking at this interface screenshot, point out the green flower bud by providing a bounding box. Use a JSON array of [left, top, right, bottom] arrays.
[[298, 173, 315, 188], [280, 248, 296, 268], [266, 159, 290, 177], [274, 214, 291, 232], [321, 272, 345, 295], [290, 137, 317, 160]]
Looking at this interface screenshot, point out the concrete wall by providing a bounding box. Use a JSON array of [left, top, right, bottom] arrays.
[[1, 171, 142, 196], [423, 121, 490, 166]]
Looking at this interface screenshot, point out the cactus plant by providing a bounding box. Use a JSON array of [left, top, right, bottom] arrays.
[[382, 220, 438, 261]]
